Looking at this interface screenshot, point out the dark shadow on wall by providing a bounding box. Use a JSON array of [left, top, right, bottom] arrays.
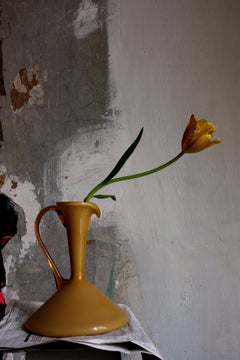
[[0, 193, 18, 288], [0, 193, 18, 318]]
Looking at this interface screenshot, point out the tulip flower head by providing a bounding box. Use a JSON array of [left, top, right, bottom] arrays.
[[84, 114, 221, 202], [181, 114, 221, 153]]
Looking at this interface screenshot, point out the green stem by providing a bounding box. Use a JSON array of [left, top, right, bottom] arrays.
[[84, 151, 184, 202]]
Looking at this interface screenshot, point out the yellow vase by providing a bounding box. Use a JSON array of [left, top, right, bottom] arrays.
[[25, 202, 129, 337]]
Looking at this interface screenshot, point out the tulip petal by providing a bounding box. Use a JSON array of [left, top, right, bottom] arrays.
[[181, 114, 197, 151], [182, 114, 221, 153]]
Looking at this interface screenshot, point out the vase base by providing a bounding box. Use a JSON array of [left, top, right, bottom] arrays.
[[25, 279, 129, 337]]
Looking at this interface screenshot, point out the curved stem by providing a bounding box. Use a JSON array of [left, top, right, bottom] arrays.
[[84, 151, 184, 202], [109, 151, 184, 184]]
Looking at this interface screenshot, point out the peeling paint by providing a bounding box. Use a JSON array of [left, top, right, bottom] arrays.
[[10, 66, 46, 111], [10, 67, 38, 110], [11, 180, 18, 189], [0, 171, 40, 301], [0, 172, 40, 259], [73, 0, 99, 39]]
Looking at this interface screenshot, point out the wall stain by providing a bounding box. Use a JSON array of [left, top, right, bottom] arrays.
[[0, 174, 5, 187], [10, 67, 39, 111], [11, 180, 17, 189]]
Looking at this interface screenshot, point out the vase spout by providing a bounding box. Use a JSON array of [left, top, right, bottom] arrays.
[[56, 202, 101, 281]]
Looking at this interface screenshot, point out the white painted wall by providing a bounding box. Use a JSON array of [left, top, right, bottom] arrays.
[[108, 1, 240, 359]]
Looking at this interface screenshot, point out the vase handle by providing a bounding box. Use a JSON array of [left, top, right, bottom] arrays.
[[34, 205, 65, 289]]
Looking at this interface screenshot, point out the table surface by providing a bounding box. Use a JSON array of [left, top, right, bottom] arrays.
[[25, 346, 121, 360], [1, 343, 159, 360]]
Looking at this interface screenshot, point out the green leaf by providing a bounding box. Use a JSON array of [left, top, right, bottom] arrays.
[[84, 127, 144, 202], [93, 194, 116, 201], [101, 127, 144, 184]]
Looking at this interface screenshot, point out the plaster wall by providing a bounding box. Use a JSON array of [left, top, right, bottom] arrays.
[[0, 1, 239, 360], [107, 1, 240, 359]]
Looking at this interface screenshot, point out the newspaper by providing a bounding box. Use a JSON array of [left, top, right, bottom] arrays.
[[0, 300, 163, 359]]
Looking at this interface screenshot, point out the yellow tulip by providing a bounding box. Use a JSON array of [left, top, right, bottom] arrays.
[[84, 114, 221, 202], [181, 114, 221, 153]]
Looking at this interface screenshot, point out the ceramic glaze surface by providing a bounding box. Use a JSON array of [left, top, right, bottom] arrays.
[[25, 202, 129, 337]]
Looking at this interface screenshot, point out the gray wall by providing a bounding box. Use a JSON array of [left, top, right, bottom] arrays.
[[108, 1, 240, 360]]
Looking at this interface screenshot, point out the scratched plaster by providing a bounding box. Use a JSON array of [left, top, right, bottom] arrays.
[[73, 0, 100, 39], [0, 0, 132, 305]]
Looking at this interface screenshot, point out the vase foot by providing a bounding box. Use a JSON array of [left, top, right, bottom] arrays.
[[25, 279, 129, 337]]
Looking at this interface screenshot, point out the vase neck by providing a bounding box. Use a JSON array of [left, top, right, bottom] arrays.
[[56, 202, 101, 281]]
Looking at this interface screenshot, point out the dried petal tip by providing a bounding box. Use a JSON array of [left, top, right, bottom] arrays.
[[181, 114, 221, 153]]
